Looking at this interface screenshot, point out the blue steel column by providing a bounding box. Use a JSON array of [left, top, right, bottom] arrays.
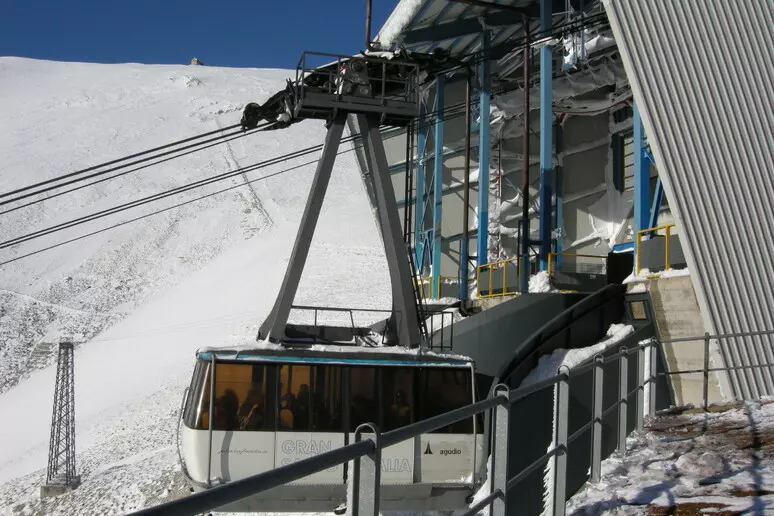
[[538, 0, 553, 270], [414, 101, 427, 271], [431, 76, 445, 298], [633, 103, 650, 232], [476, 32, 491, 269]]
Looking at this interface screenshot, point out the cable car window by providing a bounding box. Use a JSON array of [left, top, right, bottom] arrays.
[[419, 368, 473, 433], [184, 360, 208, 429], [311, 366, 343, 431], [192, 362, 269, 431], [278, 365, 311, 431], [382, 367, 414, 431], [349, 367, 378, 430]]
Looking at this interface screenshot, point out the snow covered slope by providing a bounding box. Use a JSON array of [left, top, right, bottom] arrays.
[[0, 57, 390, 514]]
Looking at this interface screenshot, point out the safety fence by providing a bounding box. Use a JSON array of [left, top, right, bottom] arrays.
[[635, 223, 676, 276], [133, 337, 661, 516], [286, 304, 455, 351], [660, 329, 774, 409], [476, 256, 539, 298]]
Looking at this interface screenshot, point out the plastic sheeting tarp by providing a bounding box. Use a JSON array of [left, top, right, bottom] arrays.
[[603, 0, 774, 400]]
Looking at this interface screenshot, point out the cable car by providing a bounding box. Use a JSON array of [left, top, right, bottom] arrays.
[[178, 345, 485, 512]]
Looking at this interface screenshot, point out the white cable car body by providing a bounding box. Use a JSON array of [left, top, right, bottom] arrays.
[[178, 346, 485, 512]]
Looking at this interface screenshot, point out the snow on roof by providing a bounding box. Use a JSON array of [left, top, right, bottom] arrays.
[[374, 0, 425, 48], [199, 338, 473, 363]]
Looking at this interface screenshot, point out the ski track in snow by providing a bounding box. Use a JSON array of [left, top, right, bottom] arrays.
[[0, 57, 393, 515]]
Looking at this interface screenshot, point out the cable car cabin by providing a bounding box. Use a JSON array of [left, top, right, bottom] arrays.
[[179, 347, 485, 512]]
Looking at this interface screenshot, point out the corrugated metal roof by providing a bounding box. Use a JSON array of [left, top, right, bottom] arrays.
[[603, 0, 774, 399], [376, 0, 535, 54]]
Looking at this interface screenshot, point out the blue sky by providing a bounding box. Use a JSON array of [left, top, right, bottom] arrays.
[[1, 0, 397, 69]]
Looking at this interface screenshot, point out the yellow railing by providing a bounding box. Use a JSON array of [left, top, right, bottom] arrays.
[[476, 256, 538, 298], [635, 223, 676, 276], [547, 253, 607, 277]]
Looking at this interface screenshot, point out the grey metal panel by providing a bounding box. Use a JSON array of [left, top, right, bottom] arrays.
[[603, 0, 774, 399]]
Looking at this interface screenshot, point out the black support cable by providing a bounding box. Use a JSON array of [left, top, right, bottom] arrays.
[[0, 135, 387, 266], [0, 125, 270, 208], [0, 136, 342, 249], [0, 125, 271, 216], [0, 123, 242, 200]]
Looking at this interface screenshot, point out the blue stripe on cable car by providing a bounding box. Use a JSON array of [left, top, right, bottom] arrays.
[[197, 352, 470, 367]]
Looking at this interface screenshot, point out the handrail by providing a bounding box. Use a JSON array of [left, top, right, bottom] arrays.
[[475, 254, 538, 298], [635, 223, 675, 275], [133, 439, 376, 516]]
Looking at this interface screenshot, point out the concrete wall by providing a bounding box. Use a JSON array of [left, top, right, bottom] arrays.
[[633, 276, 725, 407], [446, 293, 585, 378]]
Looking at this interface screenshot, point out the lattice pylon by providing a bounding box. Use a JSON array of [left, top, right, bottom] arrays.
[[45, 341, 79, 488]]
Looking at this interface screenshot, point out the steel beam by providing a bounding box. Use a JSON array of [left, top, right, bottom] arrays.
[[633, 103, 650, 232], [359, 114, 423, 346], [431, 76, 445, 298], [538, 0, 553, 271], [649, 177, 664, 230], [460, 73, 473, 301], [520, 27, 531, 293], [258, 115, 346, 343], [415, 102, 428, 272], [554, 123, 563, 264], [476, 32, 491, 269]]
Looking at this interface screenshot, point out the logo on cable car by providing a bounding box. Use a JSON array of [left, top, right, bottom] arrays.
[[280, 440, 338, 472], [281, 439, 332, 455], [381, 458, 412, 473]]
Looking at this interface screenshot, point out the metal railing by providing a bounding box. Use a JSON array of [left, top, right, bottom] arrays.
[[423, 309, 456, 351], [133, 339, 660, 516], [476, 256, 539, 298], [659, 329, 774, 410], [294, 51, 420, 107], [635, 223, 675, 276], [290, 303, 455, 351], [288, 305, 402, 346]]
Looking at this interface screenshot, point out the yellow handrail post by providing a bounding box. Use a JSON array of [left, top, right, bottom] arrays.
[[636, 231, 642, 275], [665, 224, 671, 271], [488, 263, 493, 297], [503, 260, 507, 295]]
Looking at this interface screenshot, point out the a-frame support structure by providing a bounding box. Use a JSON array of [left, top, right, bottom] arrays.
[[257, 113, 423, 348]]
